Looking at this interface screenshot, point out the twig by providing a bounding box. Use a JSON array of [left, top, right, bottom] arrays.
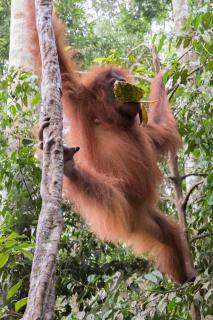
[[169, 84, 179, 101], [134, 74, 152, 82], [160, 196, 176, 204], [128, 43, 150, 56], [181, 173, 208, 180], [177, 46, 193, 62], [187, 65, 203, 79], [182, 181, 203, 212], [168, 64, 204, 101], [141, 282, 195, 307], [190, 232, 213, 243]]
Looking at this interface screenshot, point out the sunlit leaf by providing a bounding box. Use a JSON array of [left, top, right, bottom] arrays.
[[0, 253, 9, 268], [15, 297, 28, 312], [6, 280, 22, 301]]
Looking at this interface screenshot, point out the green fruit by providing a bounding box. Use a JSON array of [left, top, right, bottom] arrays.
[[113, 80, 144, 103]]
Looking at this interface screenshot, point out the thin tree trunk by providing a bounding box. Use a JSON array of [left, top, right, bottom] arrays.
[[22, 0, 64, 319], [172, 0, 199, 192], [171, 2, 201, 318], [150, 46, 196, 276], [168, 154, 196, 276]]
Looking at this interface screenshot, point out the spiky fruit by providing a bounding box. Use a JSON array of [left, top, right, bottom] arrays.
[[113, 80, 144, 103]]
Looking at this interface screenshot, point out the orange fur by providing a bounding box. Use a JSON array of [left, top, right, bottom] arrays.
[[27, 1, 195, 284]]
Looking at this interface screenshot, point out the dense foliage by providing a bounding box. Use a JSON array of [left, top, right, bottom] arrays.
[[0, 0, 212, 319], [0, 0, 10, 73]]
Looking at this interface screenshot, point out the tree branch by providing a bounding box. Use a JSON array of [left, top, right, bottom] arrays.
[[181, 173, 208, 180], [127, 42, 150, 56], [169, 84, 179, 101], [190, 232, 213, 243], [134, 74, 152, 82], [160, 195, 176, 204], [182, 181, 203, 212], [177, 46, 193, 62]]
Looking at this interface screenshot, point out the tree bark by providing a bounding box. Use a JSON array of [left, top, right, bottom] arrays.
[[9, 0, 35, 70], [22, 0, 64, 319], [172, 0, 189, 31], [168, 154, 196, 276]]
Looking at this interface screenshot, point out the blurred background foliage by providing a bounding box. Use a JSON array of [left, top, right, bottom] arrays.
[[0, 0, 212, 319]]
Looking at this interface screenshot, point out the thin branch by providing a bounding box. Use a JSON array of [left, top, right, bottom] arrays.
[[128, 43, 150, 56], [134, 74, 152, 82], [190, 232, 213, 243], [141, 282, 196, 307], [160, 196, 176, 204], [187, 65, 203, 79], [169, 84, 179, 101], [168, 64, 205, 100], [182, 181, 203, 211], [177, 46, 193, 62], [181, 173, 208, 180]]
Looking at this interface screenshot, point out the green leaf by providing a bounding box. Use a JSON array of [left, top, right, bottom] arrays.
[[193, 16, 201, 30], [6, 280, 22, 302], [22, 95, 28, 106], [144, 272, 158, 284], [152, 33, 157, 44], [180, 68, 188, 84], [206, 61, 213, 71], [129, 52, 135, 63], [19, 73, 29, 80], [207, 173, 213, 186], [22, 138, 33, 146], [15, 297, 28, 312], [158, 34, 166, 52], [207, 194, 213, 206], [31, 94, 41, 107], [0, 253, 9, 268], [176, 36, 183, 47], [8, 232, 25, 240], [22, 250, 34, 261], [0, 237, 6, 244], [5, 239, 17, 248], [183, 36, 192, 48], [152, 270, 164, 280], [9, 105, 17, 115]]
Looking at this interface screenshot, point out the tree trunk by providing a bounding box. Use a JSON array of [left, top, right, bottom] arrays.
[[9, 0, 34, 70], [172, 0, 189, 31], [22, 0, 64, 319]]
